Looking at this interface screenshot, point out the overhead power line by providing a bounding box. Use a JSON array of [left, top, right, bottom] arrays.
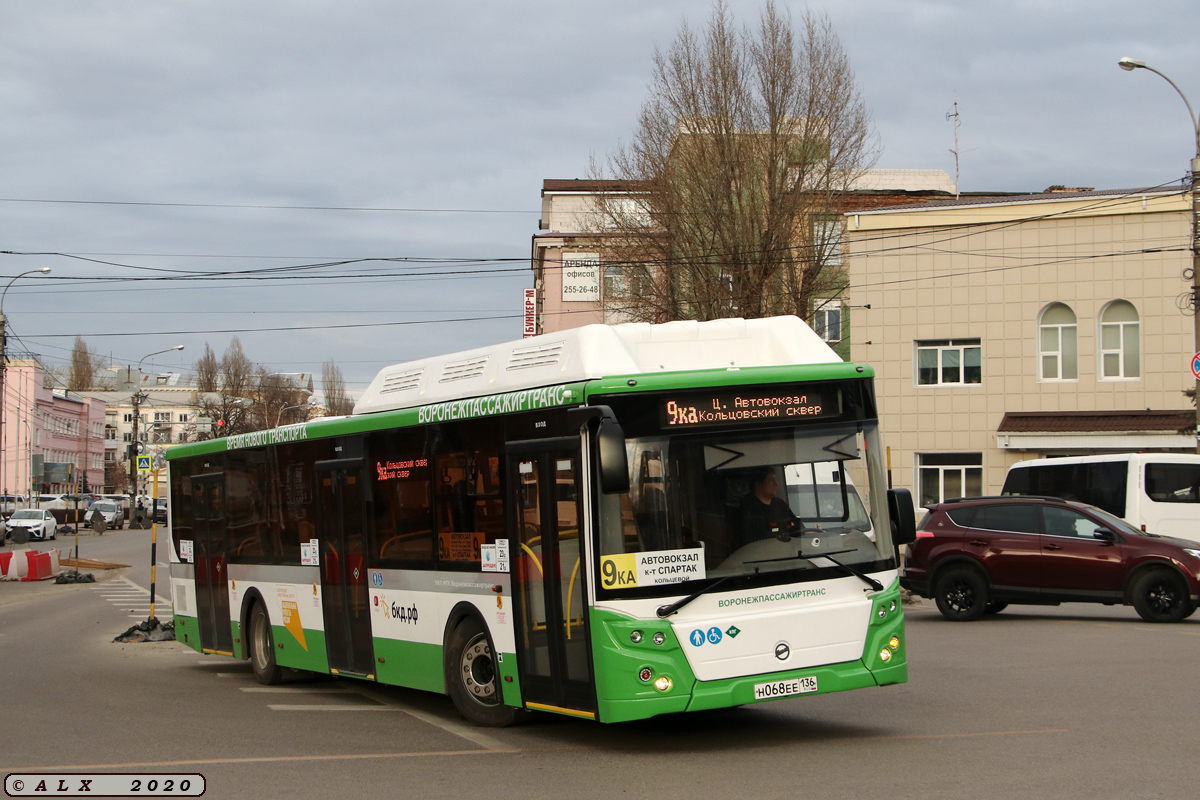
[[22, 313, 523, 339], [0, 197, 537, 214]]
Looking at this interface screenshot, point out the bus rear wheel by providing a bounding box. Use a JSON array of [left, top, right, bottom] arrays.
[[249, 602, 284, 685], [446, 617, 515, 727]]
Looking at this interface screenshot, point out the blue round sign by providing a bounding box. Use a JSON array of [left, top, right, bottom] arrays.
[[707, 626, 723, 644], [1192, 352, 1200, 381], [690, 629, 706, 647]]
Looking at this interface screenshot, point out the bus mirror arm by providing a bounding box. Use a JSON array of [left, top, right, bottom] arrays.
[[888, 488, 916, 547], [567, 406, 630, 495]]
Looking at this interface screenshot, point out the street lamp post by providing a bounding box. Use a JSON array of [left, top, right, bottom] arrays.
[[1120, 57, 1200, 454], [128, 345, 184, 524], [0, 267, 51, 498], [275, 400, 313, 428]]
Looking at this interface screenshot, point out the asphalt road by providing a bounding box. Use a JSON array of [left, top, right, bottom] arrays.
[[2, 528, 1197, 799]]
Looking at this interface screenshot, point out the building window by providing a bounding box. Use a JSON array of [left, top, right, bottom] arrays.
[[123, 413, 133, 423], [1100, 300, 1140, 379], [812, 218, 843, 267], [123, 433, 131, 442], [603, 266, 626, 302], [812, 302, 842, 343], [178, 413, 189, 423], [915, 339, 981, 386], [918, 453, 983, 506], [1039, 302, 1078, 381], [154, 412, 172, 422]]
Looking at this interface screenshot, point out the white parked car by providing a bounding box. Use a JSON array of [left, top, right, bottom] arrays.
[[86, 502, 124, 530], [5, 509, 57, 541]]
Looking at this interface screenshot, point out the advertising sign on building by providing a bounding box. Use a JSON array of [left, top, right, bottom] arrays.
[[561, 252, 600, 303], [523, 288, 537, 338]]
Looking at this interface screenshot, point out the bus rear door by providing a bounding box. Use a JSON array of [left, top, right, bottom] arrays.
[[507, 438, 596, 719]]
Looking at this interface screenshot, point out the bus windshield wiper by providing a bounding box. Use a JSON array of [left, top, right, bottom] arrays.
[[744, 548, 884, 592], [656, 575, 736, 618]]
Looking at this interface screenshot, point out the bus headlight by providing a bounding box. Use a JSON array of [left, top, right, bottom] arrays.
[[630, 630, 644, 644], [888, 636, 900, 651], [652, 632, 666, 645], [639, 667, 653, 682], [654, 675, 673, 692], [879, 648, 892, 662]]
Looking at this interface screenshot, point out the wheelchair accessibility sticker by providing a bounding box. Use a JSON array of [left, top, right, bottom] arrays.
[[690, 626, 724, 646]]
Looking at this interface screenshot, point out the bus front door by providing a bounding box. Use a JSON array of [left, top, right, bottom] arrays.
[[191, 474, 234, 655], [507, 442, 596, 718], [315, 460, 375, 679]]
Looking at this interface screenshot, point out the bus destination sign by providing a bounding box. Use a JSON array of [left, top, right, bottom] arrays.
[[661, 386, 836, 429]]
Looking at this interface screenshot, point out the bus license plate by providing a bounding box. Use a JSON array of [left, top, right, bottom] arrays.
[[754, 676, 818, 700]]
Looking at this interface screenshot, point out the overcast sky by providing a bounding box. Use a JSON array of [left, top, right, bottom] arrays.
[[2, 0, 1197, 391]]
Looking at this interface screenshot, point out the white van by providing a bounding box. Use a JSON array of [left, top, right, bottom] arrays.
[[1001, 453, 1200, 543]]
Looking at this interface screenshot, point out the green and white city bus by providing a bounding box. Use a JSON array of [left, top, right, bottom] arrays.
[[166, 316, 916, 726]]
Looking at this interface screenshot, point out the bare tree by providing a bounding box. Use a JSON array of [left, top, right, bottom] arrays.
[[68, 336, 94, 390], [192, 339, 317, 436], [589, 1, 876, 323], [195, 343, 219, 393], [255, 369, 313, 429], [322, 359, 354, 417], [193, 338, 258, 437]]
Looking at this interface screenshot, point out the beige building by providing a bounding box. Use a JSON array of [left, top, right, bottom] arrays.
[[845, 187, 1195, 505]]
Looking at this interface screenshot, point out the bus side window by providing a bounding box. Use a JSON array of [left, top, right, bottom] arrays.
[[368, 428, 434, 569]]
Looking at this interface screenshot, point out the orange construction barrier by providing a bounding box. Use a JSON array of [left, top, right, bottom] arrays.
[[0, 551, 12, 578], [22, 550, 55, 581]]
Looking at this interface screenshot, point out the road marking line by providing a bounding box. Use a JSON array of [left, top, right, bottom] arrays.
[[267, 704, 400, 711], [1, 748, 522, 771], [239, 686, 351, 693]]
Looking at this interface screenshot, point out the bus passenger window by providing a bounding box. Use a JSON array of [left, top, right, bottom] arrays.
[[368, 429, 434, 569]]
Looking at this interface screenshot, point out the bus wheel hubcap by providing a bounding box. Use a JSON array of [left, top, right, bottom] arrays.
[[461, 635, 496, 702]]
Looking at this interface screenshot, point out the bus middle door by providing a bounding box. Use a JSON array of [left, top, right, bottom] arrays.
[[315, 459, 375, 679], [507, 439, 596, 719], [190, 473, 234, 655]]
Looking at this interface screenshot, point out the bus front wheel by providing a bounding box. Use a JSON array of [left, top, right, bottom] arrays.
[[249, 602, 285, 685], [446, 617, 515, 727]]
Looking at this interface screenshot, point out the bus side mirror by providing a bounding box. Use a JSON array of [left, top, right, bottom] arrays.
[[888, 488, 916, 546], [597, 418, 630, 495]]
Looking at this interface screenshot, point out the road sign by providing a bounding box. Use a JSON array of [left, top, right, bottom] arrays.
[[1192, 352, 1200, 381], [136, 455, 152, 472]]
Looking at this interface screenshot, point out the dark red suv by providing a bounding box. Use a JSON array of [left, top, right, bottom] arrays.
[[901, 496, 1200, 623]]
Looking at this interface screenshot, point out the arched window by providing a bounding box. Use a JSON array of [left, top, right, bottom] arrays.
[[1099, 300, 1140, 379], [1039, 303, 1077, 380]]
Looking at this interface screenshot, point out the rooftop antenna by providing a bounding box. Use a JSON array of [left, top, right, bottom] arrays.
[[946, 92, 960, 199]]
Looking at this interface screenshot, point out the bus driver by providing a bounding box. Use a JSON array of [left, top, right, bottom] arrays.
[[739, 466, 799, 546]]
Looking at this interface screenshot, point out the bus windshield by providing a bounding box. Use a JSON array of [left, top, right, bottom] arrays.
[[596, 420, 894, 594]]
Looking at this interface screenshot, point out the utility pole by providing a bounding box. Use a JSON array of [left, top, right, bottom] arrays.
[[129, 385, 143, 525], [1119, 58, 1200, 454], [128, 345, 184, 524], [0, 268, 51, 500]]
